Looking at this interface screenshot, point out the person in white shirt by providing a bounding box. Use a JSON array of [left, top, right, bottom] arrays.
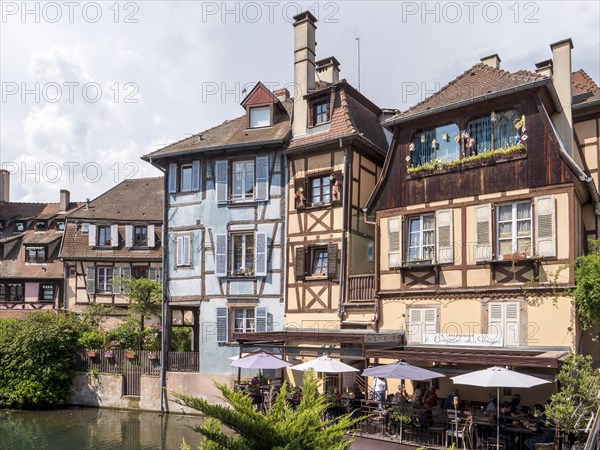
[[372, 377, 388, 408]]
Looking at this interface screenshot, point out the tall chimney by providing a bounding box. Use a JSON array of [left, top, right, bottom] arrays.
[[481, 54, 501, 69], [535, 59, 553, 77], [0, 170, 9, 205], [316, 57, 340, 84], [550, 38, 574, 155], [60, 189, 70, 212], [293, 11, 317, 138]]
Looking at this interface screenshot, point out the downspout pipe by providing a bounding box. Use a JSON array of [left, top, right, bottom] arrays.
[[282, 152, 289, 329], [362, 208, 380, 331], [338, 139, 349, 320]]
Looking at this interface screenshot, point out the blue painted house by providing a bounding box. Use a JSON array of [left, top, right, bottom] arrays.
[[144, 83, 291, 375]]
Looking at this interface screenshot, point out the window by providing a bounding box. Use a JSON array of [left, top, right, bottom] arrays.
[[310, 246, 328, 276], [488, 302, 520, 346], [407, 214, 435, 263], [176, 235, 191, 267], [313, 101, 329, 125], [233, 308, 255, 333], [56, 221, 65, 231], [408, 308, 437, 344], [231, 233, 254, 276], [412, 124, 461, 167], [134, 225, 148, 247], [97, 226, 111, 247], [39, 284, 54, 302], [35, 221, 47, 231], [0, 283, 24, 302], [180, 164, 193, 192], [81, 223, 89, 233], [497, 201, 532, 258], [231, 160, 255, 201], [96, 267, 113, 293], [249, 106, 271, 128], [310, 175, 331, 205], [464, 109, 521, 157], [15, 222, 25, 232], [25, 246, 46, 263], [132, 266, 148, 279]]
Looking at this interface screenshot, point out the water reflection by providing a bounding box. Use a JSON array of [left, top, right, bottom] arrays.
[[0, 407, 204, 450]]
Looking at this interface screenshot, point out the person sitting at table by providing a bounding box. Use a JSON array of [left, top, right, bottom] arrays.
[[485, 390, 498, 413], [411, 387, 424, 404], [423, 386, 439, 408], [524, 404, 554, 450], [443, 388, 460, 409], [511, 393, 523, 413], [372, 376, 388, 408], [392, 385, 408, 404]]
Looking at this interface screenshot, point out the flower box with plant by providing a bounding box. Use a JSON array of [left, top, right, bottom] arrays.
[[126, 350, 137, 359], [77, 330, 105, 358]]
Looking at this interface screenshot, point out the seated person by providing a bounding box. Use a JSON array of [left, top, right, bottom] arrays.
[[423, 386, 439, 409], [511, 393, 524, 414], [393, 385, 408, 404], [485, 390, 498, 413], [443, 388, 460, 410], [524, 405, 554, 450], [412, 387, 424, 404]]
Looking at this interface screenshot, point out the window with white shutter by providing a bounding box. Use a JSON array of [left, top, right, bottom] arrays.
[[168, 163, 177, 194], [176, 235, 191, 267], [256, 307, 269, 332], [475, 204, 492, 261], [86, 265, 95, 294], [255, 155, 269, 202], [125, 225, 133, 247], [88, 224, 97, 247], [407, 308, 437, 344], [487, 302, 521, 347], [215, 160, 228, 204], [535, 196, 556, 257], [497, 201, 532, 258], [148, 225, 156, 248], [216, 307, 228, 343], [215, 233, 227, 277], [388, 217, 402, 268], [255, 232, 268, 277], [111, 224, 119, 247], [436, 209, 454, 264]]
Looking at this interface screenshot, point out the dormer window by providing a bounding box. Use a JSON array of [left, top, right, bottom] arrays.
[[15, 221, 26, 233], [313, 100, 329, 125], [97, 225, 111, 247], [180, 164, 193, 192], [35, 221, 47, 232], [56, 221, 65, 231], [26, 246, 47, 263], [249, 106, 271, 128], [134, 225, 148, 247]]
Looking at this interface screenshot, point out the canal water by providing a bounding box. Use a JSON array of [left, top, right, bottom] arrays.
[[0, 407, 205, 450]]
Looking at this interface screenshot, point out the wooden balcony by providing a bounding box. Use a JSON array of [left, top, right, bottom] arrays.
[[347, 274, 375, 302]]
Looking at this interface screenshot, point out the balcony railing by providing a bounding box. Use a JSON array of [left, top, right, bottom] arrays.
[[347, 274, 375, 302]]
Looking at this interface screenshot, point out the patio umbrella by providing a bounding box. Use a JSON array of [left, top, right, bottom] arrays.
[[291, 356, 360, 374], [362, 361, 446, 381], [451, 366, 550, 449], [230, 352, 291, 370]]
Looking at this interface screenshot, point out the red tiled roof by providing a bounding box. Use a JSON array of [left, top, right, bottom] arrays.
[[572, 69, 600, 106], [0, 230, 64, 280]]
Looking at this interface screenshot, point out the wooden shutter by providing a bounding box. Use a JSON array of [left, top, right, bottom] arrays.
[[504, 302, 520, 347], [176, 236, 183, 266], [216, 307, 228, 343], [215, 233, 227, 277], [122, 267, 131, 294], [327, 243, 338, 278], [125, 225, 133, 247], [88, 224, 97, 246], [176, 236, 191, 266], [408, 308, 422, 343], [256, 307, 268, 332], [388, 217, 402, 268], [331, 171, 343, 206], [488, 303, 503, 338], [436, 209, 454, 263], [294, 177, 306, 209], [148, 225, 155, 248], [148, 266, 158, 282], [475, 204, 492, 261], [295, 247, 306, 280], [168, 163, 177, 193], [255, 155, 269, 202], [215, 160, 228, 204], [535, 196, 556, 257], [112, 267, 122, 294], [423, 308, 437, 341], [192, 160, 202, 192], [86, 266, 96, 294], [255, 232, 268, 277], [111, 224, 119, 247]]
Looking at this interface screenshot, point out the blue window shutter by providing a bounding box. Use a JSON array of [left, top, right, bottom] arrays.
[[215, 160, 228, 204], [192, 160, 202, 192], [256, 307, 268, 332], [215, 233, 227, 277], [255, 155, 269, 202], [168, 163, 178, 193], [216, 308, 228, 343], [86, 266, 95, 294], [255, 232, 268, 277]]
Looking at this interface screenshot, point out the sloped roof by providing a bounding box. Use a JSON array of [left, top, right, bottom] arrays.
[[288, 80, 388, 153], [144, 99, 292, 159], [0, 229, 65, 280], [67, 177, 163, 222], [572, 69, 600, 106]]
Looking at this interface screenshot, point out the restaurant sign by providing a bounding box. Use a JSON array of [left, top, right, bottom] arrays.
[[423, 333, 503, 346]]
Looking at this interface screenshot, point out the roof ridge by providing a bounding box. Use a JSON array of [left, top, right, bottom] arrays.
[[339, 89, 358, 136]]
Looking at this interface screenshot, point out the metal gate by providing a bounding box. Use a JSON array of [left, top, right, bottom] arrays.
[[124, 356, 141, 396]]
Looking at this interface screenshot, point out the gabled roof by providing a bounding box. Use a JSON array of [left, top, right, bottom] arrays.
[[288, 80, 388, 153], [67, 177, 163, 222], [240, 81, 281, 107], [385, 63, 548, 125], [572, 69, 600, 106]]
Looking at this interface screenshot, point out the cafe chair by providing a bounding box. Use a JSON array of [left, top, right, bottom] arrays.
[[446, 415, 473, 450]]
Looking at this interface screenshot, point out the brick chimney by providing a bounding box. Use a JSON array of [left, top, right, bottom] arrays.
[[316, 57, 340, 84], [273, 88, 290, 102], [481, 54, 501, 69], [0, 170, 9, 205], [292, 11, 317, 138], [60, 189, 70, 212], [550, 38, 574, 155], [535, 59, 553, 77]]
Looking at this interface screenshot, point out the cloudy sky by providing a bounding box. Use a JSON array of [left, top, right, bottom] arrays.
[[1, 1, 599, 202]]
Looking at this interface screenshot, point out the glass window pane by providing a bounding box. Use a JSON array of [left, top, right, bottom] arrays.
[[499, 222, 512, 238], [517, 221, 531, 236], [422, 215, 435, 230], [250, 106, 270, 128], [499, 240, 513, 255], [423, 246, 434, 261], [423, 230, 435, 246], [408, 218, 421, 233], [181, 166, 193, 191], [244, 162, 254, 196], [517, 238, 532, 254], [435, 123, 461, 162], [498, 205, 513, 221], [517, 203, 531, 219]]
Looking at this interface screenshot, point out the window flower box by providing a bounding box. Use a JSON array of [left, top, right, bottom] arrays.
[[87, 350, 98, 358], [126, 351, 137, 359], [148, 352, 158, 360]]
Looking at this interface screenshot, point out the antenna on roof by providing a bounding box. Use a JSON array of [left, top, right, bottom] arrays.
[[355, 37, 361, 92]]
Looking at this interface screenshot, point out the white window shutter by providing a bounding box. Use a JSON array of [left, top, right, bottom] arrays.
[[125, 225, 133, 247], [535, 196, 556, 258], [215, 233, 227, 277], [436, 209, 454, 264], [388, 217, 402, 268], [148, 225, 156, 248], [88, 224, 97, 246], [183, 235, 191, 266], [504, 303, 520, 347], [192, 160, 202, 192], [488, 303, 503, 339], [86, 266, 95, 294], [408, 308, 422, 343], [423, 308, 437, 339], [112, 267, 122, 294], [122, 267, 131, 294], [216, 307, 228, 343], [255, 155, 269, 202], [475, 204, 492, 261], [111, 224, 119, 247], [215, 160, 228, 204], [255, 232, 268, 277], [256, 307, 268, 332], [168, 163, 177, 193], [176, 236, 183, 266]]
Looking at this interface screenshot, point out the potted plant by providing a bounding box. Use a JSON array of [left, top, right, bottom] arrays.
[[142, 325, 161, 359], [126, 350, 137, 359], [77, 330, 104, 358], [148, 352, 158, 360]]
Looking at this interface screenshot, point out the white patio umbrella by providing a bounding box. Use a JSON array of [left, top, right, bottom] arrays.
[[230, 352, 291, 370], [451, 366, 551, 449], [291, 355, 360, 374], [362, 361, 445, 381]]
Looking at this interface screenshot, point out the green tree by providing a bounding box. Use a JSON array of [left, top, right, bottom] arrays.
[[546, 352, 600, 435], [573, 239, 600, 336], [173, 370, 360, 450], [79, 302, 115, 329], [123, 277, 162, 338]]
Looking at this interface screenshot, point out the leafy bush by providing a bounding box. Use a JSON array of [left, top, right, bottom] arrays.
[[142, 325, 161, 351], [573, 239, 600, 334], [77, 330, 104, 350], [79, 302, 115, 328], [172, 326, 192, 352], [0, 312, 89, 408], [106, 315, 142, 350]]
